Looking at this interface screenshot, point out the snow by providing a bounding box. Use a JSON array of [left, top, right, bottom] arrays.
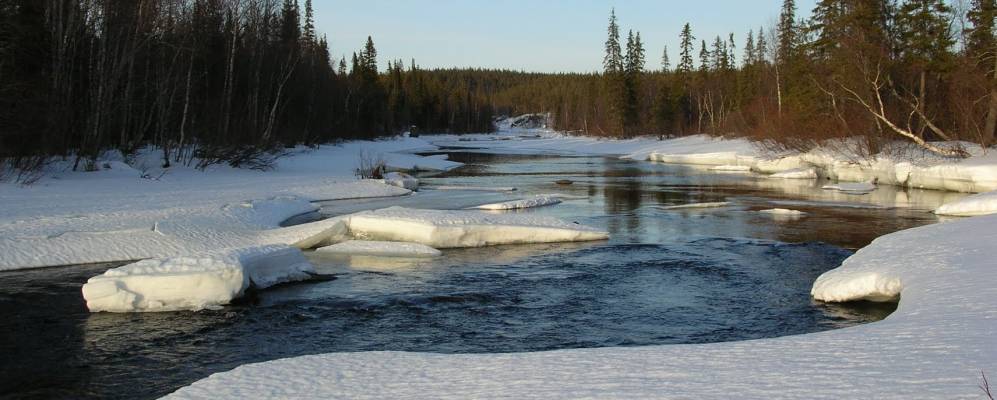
[[315, 240, 441, 258], [431, 129, 997, 193], [424, 185, 518, 192], [934, 190, 997, 216], [708, 164, 752, 172], [383, 172, 419, 191], [759, 208, 807, 216], [165, 212, 997, 399], [769, 167, 818, 179], [472, 195, 562, 210], [822, 181, 877, 194], [0, 137, 452, 271], [344, 207, 608, 248], [657, 201, 731, 210], [83, 245, 313, 313]]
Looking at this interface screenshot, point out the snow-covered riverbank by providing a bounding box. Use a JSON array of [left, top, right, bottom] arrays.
[[433, 130, 997, 194], [166, 212, 997, 399]]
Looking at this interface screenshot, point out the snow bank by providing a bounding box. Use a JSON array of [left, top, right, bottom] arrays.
[[657, 201, 731, 210], [769, 167, 818, 179], [166, 213, 997, 400], [382, 172, 419, 191], [345, 207, 608, 248], [315, 240, 441, 258], [934, 190, 997, 216], [472, 195, 562, 210], [82, 245, 313, 313]]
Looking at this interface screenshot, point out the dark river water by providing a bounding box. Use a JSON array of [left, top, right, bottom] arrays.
[[1, 150, 961, 399]]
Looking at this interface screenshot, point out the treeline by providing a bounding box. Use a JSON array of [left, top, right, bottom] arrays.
[[477, 1, 997, 157], [0, 0, 494, 175]]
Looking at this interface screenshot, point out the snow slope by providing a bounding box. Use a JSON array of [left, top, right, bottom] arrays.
[[166, 213, 997, 399]]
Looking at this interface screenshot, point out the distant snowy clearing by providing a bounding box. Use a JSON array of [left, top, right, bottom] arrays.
[[166, 212, 997, 399]]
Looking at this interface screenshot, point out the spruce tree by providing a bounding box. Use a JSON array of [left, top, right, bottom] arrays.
[[699, 40, 710, 72], [777, 0, 796, 64], [603, 9, 623, 74], [744, 31, 756, 66], [661, 45, 671, 72], [678, 23, 695, 74]]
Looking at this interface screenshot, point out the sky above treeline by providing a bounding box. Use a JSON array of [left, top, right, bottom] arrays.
[[313, 0, 819, 73]]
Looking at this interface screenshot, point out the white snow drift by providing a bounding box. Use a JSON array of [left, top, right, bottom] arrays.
[[472, 195, 562, 210], [382, 172, 419, 191], [315, 240, 442, 258], [83, 245, 314, 313], [166, 213, 997, 400]]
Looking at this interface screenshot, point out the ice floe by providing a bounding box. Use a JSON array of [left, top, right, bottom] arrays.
[[657, 201, 731, 210], [472, 195, 562, 210], [315, 240, 441, 258], [382, 172, 419, 191], [769, 167, 818, 179], [345, 207, 608, 248]]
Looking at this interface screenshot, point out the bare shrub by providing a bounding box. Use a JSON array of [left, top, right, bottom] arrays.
[[983, 371, 994, 400], [0, 156, 48, 185], [195, 145, 285, 171], [355, 150, 385, 179]]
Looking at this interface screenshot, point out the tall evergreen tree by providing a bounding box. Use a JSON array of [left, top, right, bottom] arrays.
[[603, 9, 623, 74], [777, 0, 796, 63], [678, 23, 695, 74], [661, 45, 671, 72]]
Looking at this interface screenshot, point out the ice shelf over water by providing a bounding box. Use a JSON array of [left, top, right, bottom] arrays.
[[83, 245, 314, 312]]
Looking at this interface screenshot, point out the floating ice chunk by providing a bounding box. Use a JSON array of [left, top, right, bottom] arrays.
[[82, 245, 314, 313], [382, 172, 419, 191], [769, 167, 818, 179], [822, 181, 877, 194], [315, 240, 441, 258], [709, 165, 752, 172], [657, 201, 731, 210], [426, 185, 517, 192], [759, 208, 807, 216], [934, 190, 997, 216], [472, 195, 562, 210], [345, 206, 607, 248]]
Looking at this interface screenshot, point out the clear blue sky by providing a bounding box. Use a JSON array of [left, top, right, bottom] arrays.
[[313, 1, 818, 73]]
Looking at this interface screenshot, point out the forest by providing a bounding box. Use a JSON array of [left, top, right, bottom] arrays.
[[2, 0, 996, 177]]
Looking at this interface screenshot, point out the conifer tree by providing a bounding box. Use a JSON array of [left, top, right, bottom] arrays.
[[777, 0, 797, 63], [744, 31, 756, 65], [661, 45, 671, 72], [603, 9, 623, 74], [699, 40, 710, 72], [678, 23, 695, 74]]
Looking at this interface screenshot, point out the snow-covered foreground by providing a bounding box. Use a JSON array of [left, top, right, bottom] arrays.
[[167, 213, 997, 399]]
